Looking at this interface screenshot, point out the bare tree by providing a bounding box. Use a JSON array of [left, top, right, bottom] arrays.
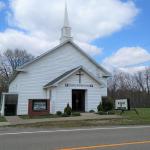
[[108, 68, 150, 108], [134, 72, 145, 92], [4, 49, 34, 72], [0, 49, 34, 93], [145, 67, 150, 95]]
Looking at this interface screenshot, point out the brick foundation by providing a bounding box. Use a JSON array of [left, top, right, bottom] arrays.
[[28, 99, 50, 116]]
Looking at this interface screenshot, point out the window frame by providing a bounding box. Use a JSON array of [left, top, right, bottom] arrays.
[[32, 100, 48, 112]]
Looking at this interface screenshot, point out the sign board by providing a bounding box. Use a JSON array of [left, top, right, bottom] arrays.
[[65, 83, 93, 87], [115, 99, 130, 110], [33, 101, 47, 111]]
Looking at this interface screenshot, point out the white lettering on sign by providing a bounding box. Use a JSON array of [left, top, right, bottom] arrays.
[[65, 83, 93, 87]]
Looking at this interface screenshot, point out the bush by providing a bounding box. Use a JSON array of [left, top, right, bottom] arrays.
[[64, 103, 72, 116], [97, 99, 114, 112], [56, 111, 62, 116], [72, 112, 81, 116], [89, 110, 95, 113], [97, 102, 103, 112], [102, 100, 114, 112]]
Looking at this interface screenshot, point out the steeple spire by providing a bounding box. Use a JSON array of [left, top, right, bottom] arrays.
[[64, 2, 69, 27], [60, 1, 73, 43]]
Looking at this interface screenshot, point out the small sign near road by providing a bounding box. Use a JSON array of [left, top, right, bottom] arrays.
[[115, 99, 130, 110]]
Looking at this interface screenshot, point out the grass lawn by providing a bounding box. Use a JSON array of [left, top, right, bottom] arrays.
[[116, 108, 150, 125], [0, 116, 6, 122], [104, 108, 150, 126], [16, 108, 150, 128]]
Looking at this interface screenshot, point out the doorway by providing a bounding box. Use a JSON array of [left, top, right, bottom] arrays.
[[4, 95, 18, 116], [72, 90, 85, 112]]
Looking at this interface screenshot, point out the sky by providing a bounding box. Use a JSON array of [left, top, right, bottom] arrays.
[[0, 0, 149, 73]]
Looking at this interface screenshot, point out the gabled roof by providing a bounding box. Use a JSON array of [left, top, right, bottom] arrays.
[[17, 40, 111, 77], [44, 67, 79, 88], [43, 66, 104, 88]]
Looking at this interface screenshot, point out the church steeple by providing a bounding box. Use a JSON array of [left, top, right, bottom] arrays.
[[60, 2, 73, 43]]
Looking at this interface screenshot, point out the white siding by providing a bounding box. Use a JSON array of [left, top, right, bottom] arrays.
[[9, 43, 108, 115], [51, 70, 107, 113]]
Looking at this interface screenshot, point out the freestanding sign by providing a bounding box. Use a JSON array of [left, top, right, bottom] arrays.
[[115, 99, 130, 110]]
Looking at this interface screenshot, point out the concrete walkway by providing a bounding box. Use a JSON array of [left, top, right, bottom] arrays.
[[1, 113, 122, 126]]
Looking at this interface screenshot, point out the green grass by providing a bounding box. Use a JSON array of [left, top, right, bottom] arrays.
[[16, 108, 150, 128], [14, 119, 119, 128], [113, 108, 150, 125], [0, 116, 6, 122]]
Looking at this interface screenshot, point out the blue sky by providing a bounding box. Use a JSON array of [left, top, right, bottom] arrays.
[[93, 0, 150, 63], [0, 0, 9, 31], [0, 0, 149, 73]]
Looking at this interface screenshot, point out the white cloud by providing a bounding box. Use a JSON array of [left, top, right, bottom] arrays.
[[0, 29, 101, 56], [119, 66, 147, 74], [9, 0, 138, 42], [102, 46, 150, 73], [0, 29, 58, 55], [0, 0, 138, 56], [0, 1, 6, 11], [75, 41, 102, 56], [103, 47, 150, 67]]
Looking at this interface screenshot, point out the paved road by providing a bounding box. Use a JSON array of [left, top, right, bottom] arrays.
[[0, 126, 150, 150]]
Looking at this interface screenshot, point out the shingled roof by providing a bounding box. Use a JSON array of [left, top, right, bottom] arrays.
[[44, 67, 80, 88]]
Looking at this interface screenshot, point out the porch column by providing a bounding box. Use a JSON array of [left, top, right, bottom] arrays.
[[0, 94, 5, 116]]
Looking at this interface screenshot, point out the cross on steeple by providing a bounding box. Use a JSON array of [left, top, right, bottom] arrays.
[[76, 70, 84, 84]]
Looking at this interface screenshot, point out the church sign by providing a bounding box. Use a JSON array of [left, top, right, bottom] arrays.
[[65, 83, 94, 88], [115, 99, 130, 110], [33, 101, 47, 111]]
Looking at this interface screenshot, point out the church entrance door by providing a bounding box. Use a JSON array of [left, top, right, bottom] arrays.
[[72, 90, 85, 112]]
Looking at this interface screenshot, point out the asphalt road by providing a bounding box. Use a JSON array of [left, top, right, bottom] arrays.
[[0, 126, 150, 150]]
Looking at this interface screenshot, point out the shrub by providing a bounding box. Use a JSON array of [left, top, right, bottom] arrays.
[[97, 102, 103, 112], [89, 110, 95, 113], [97, 99, 114, 112], [102, 100, 114, 112], [56, 111, 62, 116], [72, 112, 81, 116], [64, 103, 72, 116]]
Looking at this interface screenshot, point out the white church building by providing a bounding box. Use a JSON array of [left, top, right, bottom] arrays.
[[0, 5, 111, 116]]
